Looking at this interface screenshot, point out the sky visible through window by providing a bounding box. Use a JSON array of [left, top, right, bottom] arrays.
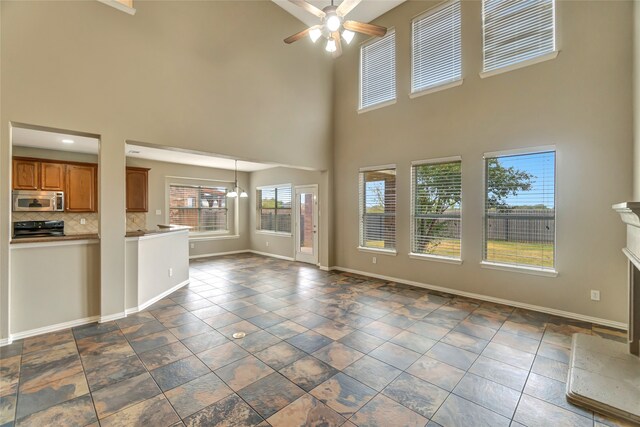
[[492, 151, 555, 209]]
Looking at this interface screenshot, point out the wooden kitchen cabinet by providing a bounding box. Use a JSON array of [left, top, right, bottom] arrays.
[[40, 162, 66, 191], [12, 159, 39, 190], [65, 164, 97, 212], [126, 167, 150, 212]]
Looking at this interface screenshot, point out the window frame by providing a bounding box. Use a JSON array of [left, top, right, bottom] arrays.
[[256, 183, 293, 236], [168, 183, 230, 236], [358, 164, 398, 255], [409, 156, 463, 264], [480, 0, 558, 78], [410, 0, 463, 98], [358, 28, 397, 114], [481, 145, 558, 277]]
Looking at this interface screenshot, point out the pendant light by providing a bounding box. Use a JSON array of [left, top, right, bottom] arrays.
[[228, 160, 248, 198]]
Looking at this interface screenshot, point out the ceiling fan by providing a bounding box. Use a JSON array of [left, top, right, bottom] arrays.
[[284, 0, 387, 57]]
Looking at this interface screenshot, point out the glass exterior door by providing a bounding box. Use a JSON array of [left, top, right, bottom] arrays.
[[295, 186, 318, 264]]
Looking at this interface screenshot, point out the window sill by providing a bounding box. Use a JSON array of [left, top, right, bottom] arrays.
[[410, 79, 463, 99], [480, 261, 558, 277], [357, 246, 397, 256], [409, 253, 462, 265], [479, 50, 559, 79], [189, 234, 239, 242], [256, 230, 292, 237], [358, 99, 397, 114]]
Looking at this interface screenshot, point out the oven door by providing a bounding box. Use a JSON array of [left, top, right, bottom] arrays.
[[13, 191, 60, 212]]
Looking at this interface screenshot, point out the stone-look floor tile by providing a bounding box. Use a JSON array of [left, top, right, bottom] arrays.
[[247, 312, 286, 329], [312, 320, 355, 341], [360, 321, 403, 340], [233, 305, 269, 319], [499, 320, 544, 341], [19, 344, 84, 392], [150, 305, 188, 320], [390, 330, 437, 354], [482, 342, 535, 370], [215, 355, 274, 391], [184, 393, 263, 427], [452, 373, 520, 418], [181, 331, 228, 354], [342, 355, 402, 392], [426, 342, 479, 371], [115, 312, 156, 329], [266, 394, 346, 427], [180, 299, 214, 312], [16, 371, 89, 420], [254, 342, 307, 371], [92, 372, 161, 419], [0, 355, 20, 397], [279, 355, 339, 392], [491, 330, 540, 354], [273, 306, 309, 320], [537, 341, 571, 364], [84, 354, 146, 392], [524, 373, 592, 418], [236, 330, 282, 353], [406, 356, 465, 392], [165, 373, 233, 419], [237, 372, 305, 418], [594, 412, 639, 427], [0, 394, 16, 426], [286, 331, 333, 354], [129, 330, 179, 354], [422, 312, 462, 330], [168, 320, 212, 340], [0, 341, 23, 360], [513, 394, 593, 427], [22, 330, 74, 354], [310, 372, 376, 418], [99, 394, 180, 427], [453, 320, 497, 341], [197, 341, 249, 370], [441, 331, 489, 354], [530, 355, 569, 383], [14, 394, 97, 427], [312, 342, 364, 370], [432, 394, 510, 427], [350, 394, 428, 427], [150, 355, 211, 391], [406, 321, 451, 341], [160, 312, 201, 329], [139, 342, 192, 370], [266, 320, 309, 340], [218, 320, 262, 339], [189, 305, 227, 320], [382, 372, 449, 419], [370, 342, 422, 370], [72, 322, 119, 340], [338, 331, 385, 354], [468, 356, 529, 391], [120, 320, 167, 340], [202, 312, 243, 329]]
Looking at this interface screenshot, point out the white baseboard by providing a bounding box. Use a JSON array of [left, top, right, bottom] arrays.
[[190, 250, 250, 260], [0, 337, 12, 347], [137, 279, 190, 312], [249, 250, 295, 261], [330, 266, 627, 331], [10, 315, 101, 341], [99, 312, 126, 323]]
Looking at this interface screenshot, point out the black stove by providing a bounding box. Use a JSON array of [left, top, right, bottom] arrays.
[[13, 220, 65, 239]]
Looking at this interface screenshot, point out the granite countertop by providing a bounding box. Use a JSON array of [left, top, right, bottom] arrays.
[[10, 233, 100, 244], [125, 225, 191, 238]]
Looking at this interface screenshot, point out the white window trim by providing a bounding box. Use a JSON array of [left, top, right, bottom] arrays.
[[479, 51, 559, 79], [256, 183, 293, 234], [189, 234, 240, 242], [358, 28, 397, 113], [358, 246, 397, 256], [410, 156, 463, 263], [358, 164, 397, 253], [256, 230, 292, 237], [482, 146, 558, 274], [409, 79, 463, 99], [166, 181, 232, 236]]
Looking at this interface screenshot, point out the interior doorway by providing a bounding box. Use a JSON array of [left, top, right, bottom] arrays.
[[294, 185, 318, 265]]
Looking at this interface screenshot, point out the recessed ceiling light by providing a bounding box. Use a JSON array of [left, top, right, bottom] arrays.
[[61, 139, 74, 144]]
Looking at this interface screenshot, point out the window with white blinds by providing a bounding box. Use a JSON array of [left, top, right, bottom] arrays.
[[359, 167, 396, 251], [411, 158, 462, 260], [483, 149, 556, 270], [482, 0, 556, 74], [169, 185, 228, 233], [257, 185, 292, 234], [360, 30, 396, 111], [412, 1, 462, 94]]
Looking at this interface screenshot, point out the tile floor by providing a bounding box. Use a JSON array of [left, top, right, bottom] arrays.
[[0, 253, 634, 427]]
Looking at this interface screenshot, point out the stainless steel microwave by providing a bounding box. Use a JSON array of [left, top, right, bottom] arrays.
[[13, 190, 64, 212]]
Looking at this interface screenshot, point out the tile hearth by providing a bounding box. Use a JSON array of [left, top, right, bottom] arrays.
[[0, 254, 633, 427]]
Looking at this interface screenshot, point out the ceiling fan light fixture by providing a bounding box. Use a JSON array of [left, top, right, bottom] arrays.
[[342, 29, 355, 44], [326, 14, 341, 32], [309, 28, 322, 43], [325, 37, 337, 53]]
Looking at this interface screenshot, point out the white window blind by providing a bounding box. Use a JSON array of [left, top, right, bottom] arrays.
[[169, 185, 228, 232], [359, 167, 396, 251], [484, 150, 555, 270], [482, 0, 555, 73], [360, 30, 396, 110], [257, 185, 292, 233], [412, 1, 461, 94], [411, 159, 462, 259]]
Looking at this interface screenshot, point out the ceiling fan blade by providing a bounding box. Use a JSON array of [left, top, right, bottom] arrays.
[[343, 20, 387, 37], [332, 31, 343, 58], [288, 0, 325, 18], [336, 0, 361, 17], [284, 25, 321, 44]]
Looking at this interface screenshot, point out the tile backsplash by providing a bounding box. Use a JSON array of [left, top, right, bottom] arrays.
[[126, 213, 147, 232], [12, 212, 99, 235]]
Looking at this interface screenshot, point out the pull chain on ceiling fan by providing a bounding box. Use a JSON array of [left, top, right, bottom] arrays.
[[284, 0, 387, 58]]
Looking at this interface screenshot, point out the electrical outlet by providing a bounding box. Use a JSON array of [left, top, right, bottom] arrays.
[[266, 241, 269, 247], [80, 218, 86, 225], [590, 290, 600, 301], [155, 209, 162, 215], [168, 268, 173, 277], [372, 256, 377, 264], [190, 243, 195, 249]]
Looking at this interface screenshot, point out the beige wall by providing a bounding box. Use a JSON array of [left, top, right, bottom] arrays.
[[635, 0, 640, 199], [12, 146, 98, 164], [333, 0, 633, 324], [0, 0, 334, 340]]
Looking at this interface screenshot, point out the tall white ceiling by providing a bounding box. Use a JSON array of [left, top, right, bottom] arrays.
[[273, 0, 404, 27], [12, 127, 99, 154]]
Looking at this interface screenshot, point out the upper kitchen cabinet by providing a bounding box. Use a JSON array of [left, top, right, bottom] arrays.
[[12, 159, 39, 190], [40, 162, 66, 191], [66, 164, 97, 212], [126, 167, 150, 212]]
